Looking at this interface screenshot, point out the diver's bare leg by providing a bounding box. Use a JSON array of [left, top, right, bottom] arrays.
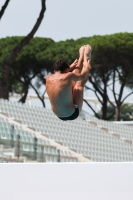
[[72, 45, 92, 111], [72, 45, 85, 93]]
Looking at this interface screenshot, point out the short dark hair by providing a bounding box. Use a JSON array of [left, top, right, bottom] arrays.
[[53, 59, 69, 72]]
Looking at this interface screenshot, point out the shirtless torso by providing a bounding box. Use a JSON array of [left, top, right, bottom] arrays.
[[46, 72, 75, 117]]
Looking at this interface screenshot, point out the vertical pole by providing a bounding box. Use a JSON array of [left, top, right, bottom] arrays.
[[34, 137, 37, 160], [27, 94, 31, 107], [40, 146, 45, 162], [57, 149, 60, 162], [10, 124, 14, 148], [16, 134, 20, 159]]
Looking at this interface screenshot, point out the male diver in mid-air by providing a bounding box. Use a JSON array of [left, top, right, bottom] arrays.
[[46, 44, 92, 121]]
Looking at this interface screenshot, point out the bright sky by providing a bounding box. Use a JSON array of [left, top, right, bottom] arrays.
[[0, 0, 133, 41], [0, 0, 133, 109]]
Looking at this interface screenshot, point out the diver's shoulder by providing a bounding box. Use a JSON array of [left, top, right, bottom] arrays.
[[46, 74, 54, 81]]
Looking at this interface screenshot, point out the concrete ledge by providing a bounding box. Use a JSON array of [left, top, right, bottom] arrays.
[[69, 148, 77, 153], [84, 155, 91, 160], [42, 134, 49, 138], [0, 112, 8, 117], [98, 126, 109, 131], [27, 126, 36, 131], [123, 139, 132, 145], [55, 141, 63, 145], [13, 119, 22, 124], [112, 133, 120, 139], [88, 120, 97, 126]]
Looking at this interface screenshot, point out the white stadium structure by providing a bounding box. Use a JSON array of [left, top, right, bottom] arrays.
[[0, 98, 133, 163]]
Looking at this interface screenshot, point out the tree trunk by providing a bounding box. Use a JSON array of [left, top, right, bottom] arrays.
[[29, 82, 45, 107], [0, 0, 10, 20], [114, 105, 121, 121], [102, 98, 108, 120], [0, 0, 46, 99], [18, 85, 28, 103]]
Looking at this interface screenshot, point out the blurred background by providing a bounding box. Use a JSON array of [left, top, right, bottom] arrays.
[[0, 0, 133, 120]]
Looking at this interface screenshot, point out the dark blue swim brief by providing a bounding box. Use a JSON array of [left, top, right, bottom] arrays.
[[58, 104, 79, 121]]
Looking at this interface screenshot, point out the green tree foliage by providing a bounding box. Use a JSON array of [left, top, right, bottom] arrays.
[[0, 36, 55, 104], [0, 33, 133, 118], [0, 0, 46, 99], [76, 33, 133, 121], [97, 104, 133, 121]]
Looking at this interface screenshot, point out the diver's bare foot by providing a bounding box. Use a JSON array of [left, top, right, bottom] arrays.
[[84, 44, 92, 61], [76, 45, 85, 70], [79, 45, 85, 60]]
